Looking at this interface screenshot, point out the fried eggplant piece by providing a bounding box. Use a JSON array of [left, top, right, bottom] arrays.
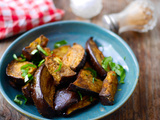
[[6, 60, 37, 86], [45, 54, 76, 86], [99, 71, 118, 105], [63, 96, 98, 116], [31, 64, 55, 118], [86, 37, 109, 79], [22, 35, 48, 61], [54, 89, 79, 114], [68, 69, 103, 96], [52, 45, 71, 58], [22, 83, 33, 103], [63, 43, 86, 72]]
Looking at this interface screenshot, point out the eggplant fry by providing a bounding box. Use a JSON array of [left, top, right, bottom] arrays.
[[99, 71, 118, 105], [52, 45, 71, 58], [68, 69, 103, 96], [22, 35, 48, 61], [63, 96, 98, 116], [86, 37, 110, 79], [31, 64, 55, 118], [63, 43, 86, 72], [22, 83, 33, 103], [54, 89, 79, 114], [6, 60, 37, 86], [45, 54, 76, 86]]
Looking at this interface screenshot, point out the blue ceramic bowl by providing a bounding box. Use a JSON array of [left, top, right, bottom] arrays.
[[0, 21, 139, 120]]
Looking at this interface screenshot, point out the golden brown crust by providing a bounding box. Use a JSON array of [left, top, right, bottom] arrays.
[[68, 69, 103, 96], [45, 54, 76, 86], [52, 45, 71, 59], [99, 71, 118, 105], [6, 60, 37, 86], [64, 96, 98, 116], [63, 43, 86, 71], [22, 35, 48, 60]]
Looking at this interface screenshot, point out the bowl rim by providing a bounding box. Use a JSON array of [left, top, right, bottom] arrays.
[[0, 20, 139, 120]]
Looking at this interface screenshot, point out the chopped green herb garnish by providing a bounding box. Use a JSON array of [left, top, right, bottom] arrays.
[[85, 74, 88, 76], [112, 73, 116, 76], [54, 40, 67, 48], [118, 89, 122, 91], [90, 96, 93, 102], [38, 59, 45, 67], [37, 45, 48, 56], [20, 54, 26, 59], [21, 64, 36, 83], [85, 68, 97, 83], [92, 77, 95, 83], [13, 54, 26, 62], [14, 95, 27, 105], [24, 74, 33, 83], [31, 49, 38, 55], [109, 62, 125, 83], [21, 64, 37, 69], [85, 68, 97, 77], [77, 91, 83, 101], [54, 60, 62, 72], [102, 56, 112, 71], [102, 56, 126, 84], [124, 56, 126, 60], [21, 68, 29, 77], [51, 51, 53, 54]]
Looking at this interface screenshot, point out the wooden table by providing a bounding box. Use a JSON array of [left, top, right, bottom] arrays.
[[0, 0, 160, 120]]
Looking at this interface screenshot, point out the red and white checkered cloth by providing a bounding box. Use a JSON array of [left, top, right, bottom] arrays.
[[0, 0, 64, 40]]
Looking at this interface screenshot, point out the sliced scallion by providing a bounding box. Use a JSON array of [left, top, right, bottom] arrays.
[[31, 49, 38, 55], [21, 64, 37, 70], [14, 95, 27, 105], [77, 91, 83, 101], [54, 40, 67, 48], [37, 45, 48, 56], [54, 60, 62, 72], [38, 59, 45, 67], [13, 54, 26, 62]]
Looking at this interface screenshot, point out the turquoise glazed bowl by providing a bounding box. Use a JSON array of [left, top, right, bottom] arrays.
[[0, 21, 139, 120]]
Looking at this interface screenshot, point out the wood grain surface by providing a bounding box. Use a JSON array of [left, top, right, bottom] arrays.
[[0, 0, 160, 120]]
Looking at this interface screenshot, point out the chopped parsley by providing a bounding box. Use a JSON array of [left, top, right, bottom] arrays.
[[85, 68, 97, 83], [102, 56, 112, 71], [102, 57, 126, 84]]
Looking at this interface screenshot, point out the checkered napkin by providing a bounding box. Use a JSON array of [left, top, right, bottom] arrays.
[[0, 0, 64, 40]]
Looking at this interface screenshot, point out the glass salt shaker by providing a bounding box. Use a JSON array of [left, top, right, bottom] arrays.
[[102, 0, 157, 33]]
